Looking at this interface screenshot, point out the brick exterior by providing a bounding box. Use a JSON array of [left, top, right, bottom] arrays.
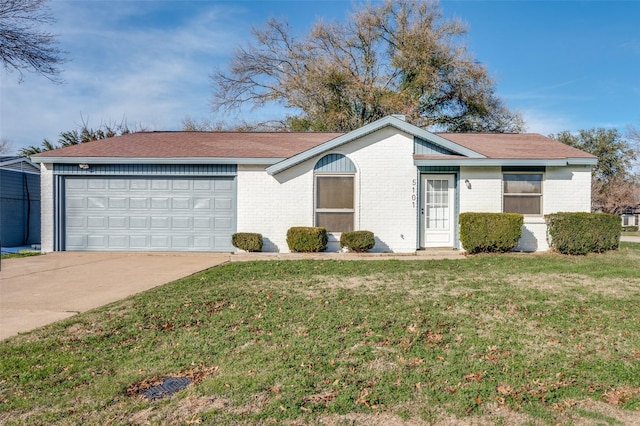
[[237, 128, 419, 253], [37, 120, 594, 254]]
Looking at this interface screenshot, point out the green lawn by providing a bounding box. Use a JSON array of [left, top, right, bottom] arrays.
[[0, 250, 40, 260], [2, 244, 640, 425]]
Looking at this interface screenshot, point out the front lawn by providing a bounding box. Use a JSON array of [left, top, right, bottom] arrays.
[[1, 244, 639, 425]]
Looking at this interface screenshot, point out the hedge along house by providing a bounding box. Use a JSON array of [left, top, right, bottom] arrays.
[[32, 115, 597, 253]]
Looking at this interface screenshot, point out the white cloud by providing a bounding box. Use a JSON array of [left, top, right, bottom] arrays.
[[0, 1, 246, 152], [519, 108, 574, 136]]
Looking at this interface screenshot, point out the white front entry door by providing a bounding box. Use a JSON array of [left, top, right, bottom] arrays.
[[421, 174, 455, 248]]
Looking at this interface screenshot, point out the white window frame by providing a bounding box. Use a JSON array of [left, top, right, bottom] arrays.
[[314, 173, 355, 233], [502, 172, 544, 216]]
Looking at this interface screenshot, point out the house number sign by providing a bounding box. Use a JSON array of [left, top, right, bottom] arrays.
[[412, 178, 417, 208]]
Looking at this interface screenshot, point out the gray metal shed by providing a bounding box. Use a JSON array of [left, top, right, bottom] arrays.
[[0, 157, 41, 248]]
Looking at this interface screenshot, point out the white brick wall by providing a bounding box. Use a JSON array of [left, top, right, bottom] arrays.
[[237, 127, 419, 253], [459, 165, 592, 252], [237, 164, 315, 253], [40, 163, 54, 253], [544, 165, 592, 213], [459, 167, 502, 213]]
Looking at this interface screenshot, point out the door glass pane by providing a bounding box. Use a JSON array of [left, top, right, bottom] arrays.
[[425, 179, 449, 230], [316, 176, 354, 209]]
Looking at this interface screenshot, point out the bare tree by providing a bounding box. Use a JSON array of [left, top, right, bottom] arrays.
[[0, 0, 65, 82], [212, 0, 523, 132], [553, 128, 639, 214], [592, 177, 639, 215], [0, 138, 14, 155]]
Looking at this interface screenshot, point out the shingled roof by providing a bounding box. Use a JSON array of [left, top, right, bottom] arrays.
[[437, 133, 596, 160], [31, 118, 596, 167], [32, 131, 343, 159]]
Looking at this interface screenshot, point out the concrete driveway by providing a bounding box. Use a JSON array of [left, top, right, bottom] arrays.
[[0, 252, 230, 340]]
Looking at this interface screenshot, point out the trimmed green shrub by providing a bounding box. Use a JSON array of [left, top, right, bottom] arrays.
[[286, 227, 328, 252], [622, 225, 639, 232], [546, 212, 621, 255], [340, 230, 375, 252], [231, 233, 263, 252], [459, 212, 523, 254]]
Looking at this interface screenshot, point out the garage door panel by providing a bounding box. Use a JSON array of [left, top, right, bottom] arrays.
[[172, 198, 191, 209], [193, 198, 211, 209], [151, 179, 169, 190], [130, 198, 148, 209], [88, 179, 107, 189], [129, 180, 148, 190], [67, 215, 85, 228], [108, 235, 128, 248], [151, 216, 170, 229], [87, 197, 106, 209], [214, 217, 233, 231], [130, 217, 148, 229], [66, 235, 85, 248], [194, 236, 213, 248], [108, 216, 127, 228], [65, 176, 236, 251], [172, 180, 190, 190], [109, 179, 127, 190], [87, 216, 106, 228], [130, 235, 148, 247], [87, 234, 106, 248], [172, 217, 190, 228], [151, 198, 169, 209], [172, 236, 190, 247], [194, 180, 211, 190], [214, 198, 233, 210], [109, 197, 127, 209], [150, 235, 170, 248], [67, 179, 86, 190], [215, 180, 233, 191], [67, 197, 85, 209]]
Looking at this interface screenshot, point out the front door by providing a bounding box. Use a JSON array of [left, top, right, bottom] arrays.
[[421, 174, 455, 248]]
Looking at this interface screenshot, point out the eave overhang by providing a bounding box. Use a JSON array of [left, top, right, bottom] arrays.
[[31, 157, 284, 165], [413, 157, 598, 167]]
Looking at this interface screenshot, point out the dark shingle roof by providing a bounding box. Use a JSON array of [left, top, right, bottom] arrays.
[[32, 130, 595, 162]]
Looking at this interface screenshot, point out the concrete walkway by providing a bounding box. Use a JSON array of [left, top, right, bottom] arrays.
[[0, 252, 230, 340], [621, 235, 640, 243]]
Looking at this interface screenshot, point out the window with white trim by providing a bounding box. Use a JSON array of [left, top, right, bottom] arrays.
[[315, 175, 354, 232], [503, 173, 543, 215]]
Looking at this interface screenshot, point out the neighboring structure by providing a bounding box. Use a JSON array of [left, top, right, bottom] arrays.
[[32, 116, 596, 253], [621, 207, 639, 228], [0, 157, 41, 247]]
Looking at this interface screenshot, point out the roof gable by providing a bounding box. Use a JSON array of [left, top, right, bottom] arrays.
[[0, 156, 40, 173], [266, 116, 484, 175]]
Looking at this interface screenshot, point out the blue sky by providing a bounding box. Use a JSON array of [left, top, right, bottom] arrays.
[[1, 0, 639, 153]]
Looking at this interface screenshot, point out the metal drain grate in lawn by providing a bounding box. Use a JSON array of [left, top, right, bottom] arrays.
[[141, 377, 192, 400]]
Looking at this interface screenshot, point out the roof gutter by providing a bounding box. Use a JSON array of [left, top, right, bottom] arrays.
[[413, 158, 598, 167], [31, 157, 284, 165]]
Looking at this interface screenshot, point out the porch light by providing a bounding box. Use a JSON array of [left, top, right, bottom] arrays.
[[78, 163, 89, 170], [465, 179, 471, 189]]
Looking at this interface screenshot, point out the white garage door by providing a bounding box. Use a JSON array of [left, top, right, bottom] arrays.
[[64, 176, 236, 251]]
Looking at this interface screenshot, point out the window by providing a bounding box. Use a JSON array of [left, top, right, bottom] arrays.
[[315, 175, 354, 232], [503, 173, 543, 215]]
